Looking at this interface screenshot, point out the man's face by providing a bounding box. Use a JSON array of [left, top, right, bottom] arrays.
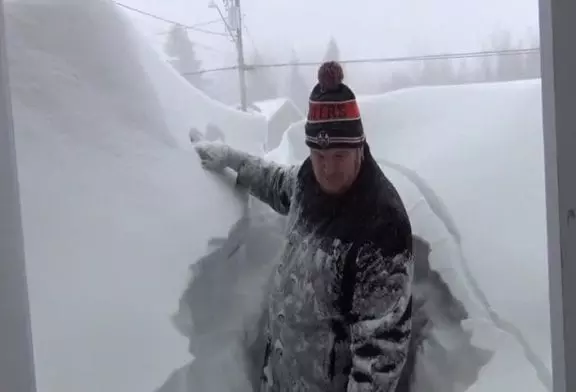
[[309, 147, 363, 194]]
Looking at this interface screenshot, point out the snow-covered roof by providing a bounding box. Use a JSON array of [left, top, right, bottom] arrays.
[[252, 97, 301, 120]]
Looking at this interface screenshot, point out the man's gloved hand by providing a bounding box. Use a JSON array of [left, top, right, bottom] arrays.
[[194, 141, 231, 171], [193, 141, 244, 172]]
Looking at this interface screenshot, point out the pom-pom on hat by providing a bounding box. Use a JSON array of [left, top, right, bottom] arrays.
[[305, 61, 364, 150]]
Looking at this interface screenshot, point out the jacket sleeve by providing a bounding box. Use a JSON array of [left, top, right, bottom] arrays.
[[347, 242, 414, 392], [233, 152, 298, 216]]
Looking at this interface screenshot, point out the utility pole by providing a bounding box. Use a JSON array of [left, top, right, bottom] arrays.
[[209, 0, 248, 111], [233, 0, 247, 111]]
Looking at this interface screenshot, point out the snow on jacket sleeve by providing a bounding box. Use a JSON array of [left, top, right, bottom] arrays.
[[347, 243, 413, 392], [232, 151, 298, 216]]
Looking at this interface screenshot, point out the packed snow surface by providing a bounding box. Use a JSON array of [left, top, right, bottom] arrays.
[[4, 0, 262, 391]]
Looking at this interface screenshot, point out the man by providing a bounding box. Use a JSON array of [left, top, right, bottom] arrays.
[[194, 61, 413, 392]]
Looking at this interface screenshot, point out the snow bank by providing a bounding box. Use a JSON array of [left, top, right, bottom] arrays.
[[267, 80, 550, 391], [5, 1, 248, 391], [365, 81, 550, 376]]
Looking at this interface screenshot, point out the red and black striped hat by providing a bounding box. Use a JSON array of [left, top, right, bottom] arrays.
[[305, 61, 364, 150]]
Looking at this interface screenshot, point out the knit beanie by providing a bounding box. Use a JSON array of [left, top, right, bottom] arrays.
[[304, 61, 365, 150]]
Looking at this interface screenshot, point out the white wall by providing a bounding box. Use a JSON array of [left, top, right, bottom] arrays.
[[539, 0, 576, 391]]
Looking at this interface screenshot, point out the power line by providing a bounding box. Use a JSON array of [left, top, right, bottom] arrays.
[[190, 19, 222, 27], [113, 1, 228, 37], [155, 19, 222, 35], [253, 48, 541, 69], [182, 47, 541, 76], [189, 41, 230, 54]]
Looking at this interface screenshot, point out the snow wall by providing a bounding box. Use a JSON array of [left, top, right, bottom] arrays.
[[4, 0, 267, 391]]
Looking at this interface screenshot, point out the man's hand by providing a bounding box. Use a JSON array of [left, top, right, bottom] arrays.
[[194, 141, 232, 171]]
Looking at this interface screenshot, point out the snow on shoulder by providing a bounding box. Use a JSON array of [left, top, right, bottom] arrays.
[[6, 1, 247, 391]]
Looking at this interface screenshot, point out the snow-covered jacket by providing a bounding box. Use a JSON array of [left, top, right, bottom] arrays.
[[236, 145, 413, 392]]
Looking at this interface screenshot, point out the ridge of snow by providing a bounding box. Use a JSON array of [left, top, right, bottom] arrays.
[[5, 0, 250, 391], [117, 7, 267, 155]]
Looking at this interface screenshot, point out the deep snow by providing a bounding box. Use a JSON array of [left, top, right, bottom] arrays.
[[266, 80, 550, 391], [4, 1, 262, 391], [4, 0, 552, 391]]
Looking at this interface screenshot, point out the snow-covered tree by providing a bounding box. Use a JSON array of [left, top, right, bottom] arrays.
[[324, 36, 341, 62], [418, 58, 456, 85], [164, 25, 208, 92], [521, 30, 541, 79], [489, 30, 526, 82], [287, 51, 310, 113], [245, 50, 278, 103], [380, 70, 417, 93]]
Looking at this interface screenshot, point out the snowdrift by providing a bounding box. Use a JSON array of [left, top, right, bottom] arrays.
[[267, 80, 550, 391], [4, 1, 258, 391]]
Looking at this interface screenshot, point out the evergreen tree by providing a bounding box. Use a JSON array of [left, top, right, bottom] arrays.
[[164, 25, 208, 91], [324, 36, 341, 62], [478, 43, 496, 83], [454, 59, 473, 84], [380, 69, 417, 93], [245, 50, 278, 103], [287, 50, 310, 112], [489, 30, 525, 82], [522, 31, 541, 79], [323, 36, 347, 79], [418, 58, 456, 85]]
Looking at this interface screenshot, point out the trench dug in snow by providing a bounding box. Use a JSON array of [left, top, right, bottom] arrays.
[[262, 79, 550, 392], [171, 157, 547, 392]]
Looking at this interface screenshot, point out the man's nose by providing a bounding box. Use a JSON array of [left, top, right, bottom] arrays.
[[322, 160, 338, 175]]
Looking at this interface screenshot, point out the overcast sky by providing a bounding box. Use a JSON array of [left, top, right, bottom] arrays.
[[118, 0, 540, 73]]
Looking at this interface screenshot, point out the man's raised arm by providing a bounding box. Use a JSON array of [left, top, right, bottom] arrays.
[[195, 142, 298, 215]]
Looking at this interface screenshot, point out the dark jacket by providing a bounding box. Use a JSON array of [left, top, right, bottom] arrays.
[[236, 144, 413, 392]]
